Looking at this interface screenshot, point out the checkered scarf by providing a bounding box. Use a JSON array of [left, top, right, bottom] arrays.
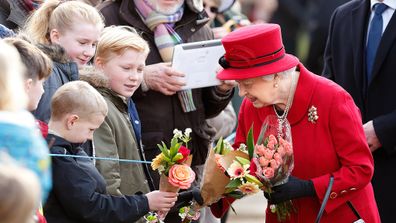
[[134, 0, 184, 62], [135, 0, 197, 112]]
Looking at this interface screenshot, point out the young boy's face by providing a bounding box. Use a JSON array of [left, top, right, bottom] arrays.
[[68, 114, 105, 143], [100, 49, 147, 97], [25, 78, 45, 111]]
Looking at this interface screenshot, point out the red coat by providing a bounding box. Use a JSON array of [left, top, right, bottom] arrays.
[[212, 64, 380, 223]]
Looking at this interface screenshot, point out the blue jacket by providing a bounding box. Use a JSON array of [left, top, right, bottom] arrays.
[[0, 111, 51, 202]]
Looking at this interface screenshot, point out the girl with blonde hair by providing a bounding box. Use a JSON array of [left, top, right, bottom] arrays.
[[24, 0, 104, 123]]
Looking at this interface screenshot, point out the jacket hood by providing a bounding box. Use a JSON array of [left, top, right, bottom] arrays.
[[37, 44, 72, 64], [79, 65, 110, 89]]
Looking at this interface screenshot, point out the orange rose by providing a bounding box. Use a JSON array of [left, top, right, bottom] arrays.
[[168, 164, 195, 189]]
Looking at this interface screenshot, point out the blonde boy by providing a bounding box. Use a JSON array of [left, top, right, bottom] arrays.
[[90, 26, 153, 197], [45, 81, 177, 223]]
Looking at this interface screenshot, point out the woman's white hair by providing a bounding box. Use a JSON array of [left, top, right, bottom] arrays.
[[261, 66, 297, 81]]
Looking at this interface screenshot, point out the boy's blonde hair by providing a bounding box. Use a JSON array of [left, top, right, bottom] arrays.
[[0, 158, 40, 223], [96, 26, 150, 63], [0, 40, 28, 111], [4, 38, 53, 81], [24, 0, 104, 44], [50, 81, 108, 121]]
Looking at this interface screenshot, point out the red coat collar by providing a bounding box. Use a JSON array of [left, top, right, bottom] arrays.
[[257, 63, 318, 126]]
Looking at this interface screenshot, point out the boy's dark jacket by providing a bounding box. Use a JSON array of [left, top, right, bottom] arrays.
[[44, 134, 150, 223]]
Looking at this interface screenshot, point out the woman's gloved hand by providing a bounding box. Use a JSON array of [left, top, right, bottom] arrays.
[[174, 187, 204, 208], [264, 176, 315, 204]]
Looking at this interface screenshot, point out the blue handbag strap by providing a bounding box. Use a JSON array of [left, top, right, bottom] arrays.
[[315, 176, 334, 223]]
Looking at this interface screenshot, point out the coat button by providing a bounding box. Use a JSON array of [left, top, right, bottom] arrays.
[[330, 192, 338, 199], [134, 120, 139, 124], [340, 190, 347, 195], [349, 187, 357, 191], [191, 27, 196, 32]]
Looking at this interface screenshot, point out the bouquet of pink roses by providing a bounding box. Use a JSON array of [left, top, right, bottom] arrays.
[[249, 115, 295, 222]]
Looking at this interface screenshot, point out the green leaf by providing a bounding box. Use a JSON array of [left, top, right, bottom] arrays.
[[169, 142, 180, 158], [172, 153, 183, 162], [157, 142, 169, 158], [235, 156, 250, 166], [171, 137, 178, 148], [162, 155, 171, 163], [245, 174, 263, 187], [247, 125, 255, 159], [214, 137, 222, 154], [225, 179, 242, 189], [226, 191, 245, 199]]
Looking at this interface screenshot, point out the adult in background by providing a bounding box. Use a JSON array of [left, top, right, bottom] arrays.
[[322, 0, 396, 221], [98, 0, 234, 222], [0, 0, 43, 30]]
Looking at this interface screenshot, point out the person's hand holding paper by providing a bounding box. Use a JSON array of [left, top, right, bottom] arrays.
[[143, 62, 186, 95]]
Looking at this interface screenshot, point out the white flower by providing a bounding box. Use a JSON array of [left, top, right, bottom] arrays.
[[238, 143, 247, 153], [270, 204, 277, 213], [158, 165, 165, 175], [184, 128, 192, 137], [227, 161, 248, 179], [173, 129, 183, 139]]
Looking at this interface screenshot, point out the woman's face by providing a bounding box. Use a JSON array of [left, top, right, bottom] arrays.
[[237, 76, 278, 108]]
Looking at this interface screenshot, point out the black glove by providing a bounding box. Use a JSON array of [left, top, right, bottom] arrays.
[[174, 187, 204, 209], [264, 176, 315, 204]]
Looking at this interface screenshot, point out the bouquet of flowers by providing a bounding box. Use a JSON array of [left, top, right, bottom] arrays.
[[147, 128, 196, 222], [250, 115, 295, 222], [198, 134, 263, 206]]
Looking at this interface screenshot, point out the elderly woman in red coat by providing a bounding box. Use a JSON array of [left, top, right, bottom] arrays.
[[210, 24, 380, 223]]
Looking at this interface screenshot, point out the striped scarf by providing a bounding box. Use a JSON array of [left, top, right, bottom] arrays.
[[135, 0, 197, 112]]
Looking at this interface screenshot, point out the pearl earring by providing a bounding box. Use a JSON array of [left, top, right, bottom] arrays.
[[274, 83, 279, 88]]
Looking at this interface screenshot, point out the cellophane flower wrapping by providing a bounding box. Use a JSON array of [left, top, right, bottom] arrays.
[[251, 115, 295, 222]]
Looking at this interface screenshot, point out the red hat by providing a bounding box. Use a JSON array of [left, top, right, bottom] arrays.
[[217, 24, 299, 80]]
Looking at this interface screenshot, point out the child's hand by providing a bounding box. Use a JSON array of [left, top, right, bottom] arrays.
[[146, 191, 178, 212]]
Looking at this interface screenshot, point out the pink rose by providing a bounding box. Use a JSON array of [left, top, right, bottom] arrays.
[[279, 138, 293, 156], [267, 140, 275, 150], [168, 164, 195, 189], [259, 156, 269, 167], [262, 167, 275, 179], [277, 145, 286, 156], [269, 159, 279, 169], [267, 135, 277, 150], [255, 144, 266, 156], [264, 148, 275, 160], [273, 153, 283, 166]]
